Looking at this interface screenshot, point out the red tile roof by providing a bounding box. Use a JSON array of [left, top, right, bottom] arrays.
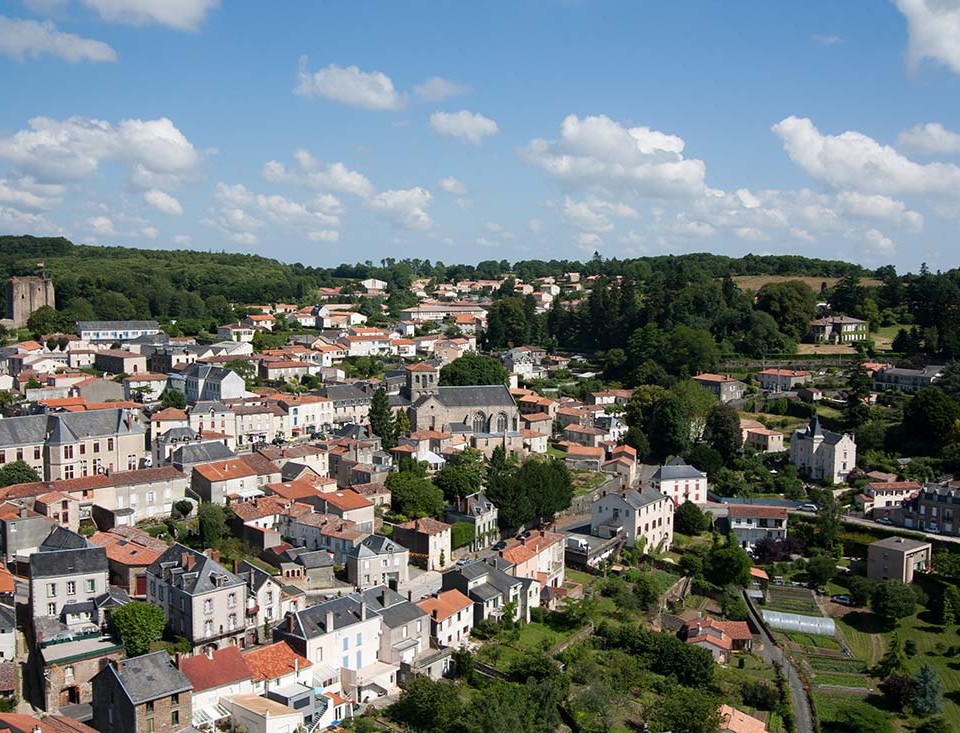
[[321, 489, 373, 511], [0, 567, 15, 595], [194, 461, 258, 482], [0, 713, 99, 733], [727, 504, 787, 520], [416, 589, 472, 622], [179, 646, 254, 691], [151, 407, 188, 422], [396, 517, 450, 535], [242, 641, 312, 682]]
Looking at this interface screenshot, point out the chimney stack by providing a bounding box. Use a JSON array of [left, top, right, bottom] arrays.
[[360, 600, 367, 621], [432, 609, 438, 620], [325, 610, 335, 631], [286, 612, 295, 632]]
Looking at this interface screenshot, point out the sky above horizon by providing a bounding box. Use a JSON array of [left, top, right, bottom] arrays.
[[2, 1, 960, 273]]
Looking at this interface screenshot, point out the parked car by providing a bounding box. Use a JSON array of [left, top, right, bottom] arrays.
[[798, 503, 819, 512], [772, 576, 785, 586], [492, 540, 507, 551], [456, 557, 470, 566], [928, 523, 940, 533], [516, 530, 531, 540], [832, 594, 852, 606], [876, 516, 893, 525]]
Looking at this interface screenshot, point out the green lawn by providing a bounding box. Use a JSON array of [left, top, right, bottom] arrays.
[[822, 607, 960, 730], [514, 621, 565, 651], [835, 611, 884, 664], [570, 468, 609, 496], [647, 569, 681, 595], [566, 569, 596, 586]]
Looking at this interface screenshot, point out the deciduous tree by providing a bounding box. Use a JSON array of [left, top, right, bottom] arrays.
[[111, 601, 167, 657]]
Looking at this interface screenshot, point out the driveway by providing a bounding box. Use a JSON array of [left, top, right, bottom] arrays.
[[742, 591, 814, 733]]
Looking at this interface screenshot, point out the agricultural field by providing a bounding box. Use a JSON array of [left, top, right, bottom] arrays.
[[765, 585, 822, 615], [730, 274, 880, 293]]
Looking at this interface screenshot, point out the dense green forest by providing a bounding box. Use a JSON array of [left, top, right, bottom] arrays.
[[3, 235, 960, 368]]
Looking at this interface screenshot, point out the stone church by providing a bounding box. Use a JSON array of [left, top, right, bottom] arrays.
[[401, 362, 519, 434]]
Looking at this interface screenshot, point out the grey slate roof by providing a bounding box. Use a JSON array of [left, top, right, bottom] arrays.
[[322, 385, 370, 403], [237, 560, 278, 593], [619, 486, 670, 510], [183, 363, 233, 383], [148, 543, 244, 595], [95, 587, 132, 609], [77, 320, 160, 332], [652, 457, 706, 482], [421, 385, 515, 409], [160, 427, 200, 441], [360, 586, 427, 629], [347, 534, 407, 559], [295, 551, 333, 569], [191, 401, 231, 414], [108, 650, 192, 704], [0, 604, 15, 632], [30, 546, 107, 579], [40, 526, 90, 551], [282, 594, 375, 639], [0, 409, 144, 449], [794, 415, 847, 446], [172, 441, 236, 466], [334, 424, 371, 440]]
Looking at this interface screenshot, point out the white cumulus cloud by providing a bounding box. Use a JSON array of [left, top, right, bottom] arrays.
[[772, 115, 960, 197], [523, 114, 706, 198], [559, 197, 639, 232], [0, 176, 62, 211], [898, 122, 960, 154], [429, 110, 499, 144], [0, 16, 117, 63], [439, 176, 466, 194], [144, 189, 183, 215], [263, 149, 374, 197], [88, 215, 115, 235], [834, 191, 923, 231], [367, 187, 432, 229], [0, 115, 200, 185], [413, 76, 470, 101], [307, 230, 340, 242], [80, 0, 220, 31], [865, 228, 896, 256], [206, 182, 343, 245], [895, 0, 960, 74], [295, 59, 404, 110]]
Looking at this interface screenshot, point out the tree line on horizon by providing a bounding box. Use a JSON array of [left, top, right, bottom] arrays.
[[2, 235, 959, 370]]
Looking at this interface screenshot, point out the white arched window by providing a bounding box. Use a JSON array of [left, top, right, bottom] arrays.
[[472, 412, 487, 433]]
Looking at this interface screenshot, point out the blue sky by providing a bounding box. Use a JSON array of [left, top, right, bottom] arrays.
[[2, 1, 960, 272]]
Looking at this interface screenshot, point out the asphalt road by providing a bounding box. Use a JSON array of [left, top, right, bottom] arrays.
[[742, 590, 814, 733], [790, 510, 960, 545]]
